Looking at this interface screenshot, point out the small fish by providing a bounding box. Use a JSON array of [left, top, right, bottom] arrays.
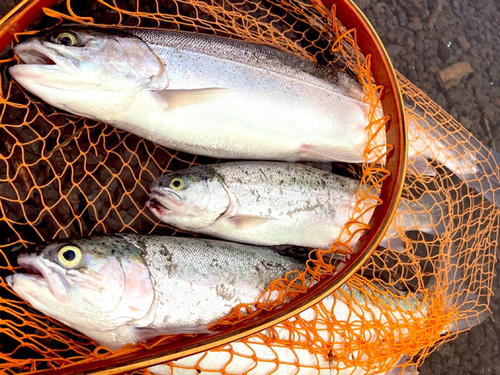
[[9, 28, 500, 207], [147, 161, 443, 249], [5, 235, 304, 350]]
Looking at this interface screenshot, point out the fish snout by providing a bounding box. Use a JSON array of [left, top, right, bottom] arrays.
[[149, 188, 182, 206], [146, 199, 170, 217], [5, 274, 14, 288]]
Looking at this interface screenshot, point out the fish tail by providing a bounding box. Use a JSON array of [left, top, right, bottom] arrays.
[[378, 189, 447, 253], [436, 241, 492, 332], [419, 189, 491, 330], [389, 189, 448, 239], [394, 189, 490, 331], [402, 190, 491, 331], [406, 104, 500, 209], [453, 138, 500, 209]]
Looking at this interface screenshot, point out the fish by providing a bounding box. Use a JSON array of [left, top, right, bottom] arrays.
[[147, 161, 444, 250], [9, 27, 375, 163], [5, 236, 486, 375], [5, 236, 488, 374], [5, 235, 305, 350], [9, 28, 500, 208], [148, 278, 427, 375], [145, 254, 489, 375]]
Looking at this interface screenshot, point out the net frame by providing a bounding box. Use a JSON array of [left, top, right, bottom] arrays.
[[0, 0, 408, 373]]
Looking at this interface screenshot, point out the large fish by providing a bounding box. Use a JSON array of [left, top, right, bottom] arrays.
[[148, 277, 427, 375], [5, 235, 305, 350], [5, 235, 488, 374], [9, 28, 500, 207], [5, 235, 479, 375], [147, 161, 443, 249]]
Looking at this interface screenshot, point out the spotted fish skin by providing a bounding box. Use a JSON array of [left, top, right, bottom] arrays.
[[6, 234, 304, 350], [126, 235, 303, 330], [148, 161, 443, 249]]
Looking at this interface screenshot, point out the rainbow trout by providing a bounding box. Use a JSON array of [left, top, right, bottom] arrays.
[[6, 235, 487, 373], [6, 235, 304, 350], [148, 161, 443, 249]]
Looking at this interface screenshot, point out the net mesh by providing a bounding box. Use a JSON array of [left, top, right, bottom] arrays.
[[0, 0, 497, 374]]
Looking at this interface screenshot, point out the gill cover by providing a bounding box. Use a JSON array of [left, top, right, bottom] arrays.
[[6, 236, 155, 349]]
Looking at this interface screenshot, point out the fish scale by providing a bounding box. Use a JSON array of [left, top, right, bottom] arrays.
[[148, 161, 443, 250], [6, 234, 304, 350], [125, 234, 302, 330]]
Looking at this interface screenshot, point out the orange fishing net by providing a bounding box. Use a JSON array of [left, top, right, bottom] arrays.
[[0, 0, 497, 374]]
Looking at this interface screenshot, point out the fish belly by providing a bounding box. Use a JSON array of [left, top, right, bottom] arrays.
[[117, 41, 371, 162]]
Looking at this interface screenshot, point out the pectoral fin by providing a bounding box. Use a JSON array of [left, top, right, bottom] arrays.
[[299, 144, 363, 163], [152, 88, 231, 110], [227, 215, 275, 229]]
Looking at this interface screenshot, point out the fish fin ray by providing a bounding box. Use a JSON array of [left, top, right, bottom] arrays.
[[379, 235, 407, 252], [407, 154, 437, 177], [393, 190, 447, 237], [227, 215, 275, 229], [299, 144, 362, 163], [152, 88, 231, 110], [453, 145, 500, 209]]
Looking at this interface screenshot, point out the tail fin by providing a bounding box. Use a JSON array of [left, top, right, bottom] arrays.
[[387, 189, 448, 239], [406, 104, 500, 209], [436, 242, 492, 333], [453, 138, 500, 209], [378, 189, 447, 255]]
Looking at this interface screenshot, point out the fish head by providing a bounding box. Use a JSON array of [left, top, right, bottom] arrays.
[[5, 236, 155, 348], [9, 27, 168, 117], [148, 169, 230, 230]]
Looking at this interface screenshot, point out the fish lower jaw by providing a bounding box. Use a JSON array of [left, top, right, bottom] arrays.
[[17, 257, 70, 301], [146, 199, 171, 216]]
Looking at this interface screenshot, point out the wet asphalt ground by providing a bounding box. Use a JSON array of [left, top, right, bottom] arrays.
[[0, 0, 499, 374], [351, 0, 500, 374]]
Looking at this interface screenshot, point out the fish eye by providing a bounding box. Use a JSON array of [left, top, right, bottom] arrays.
[[57, 245, 83, 268], [170, 177, 185, 190], [55, 32, 79, 46]]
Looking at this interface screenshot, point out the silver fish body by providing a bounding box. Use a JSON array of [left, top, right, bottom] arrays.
[[148, 161, 442, 249], [6, 235, 304, 350], [149, 279, 426, 375], [10, 28, 374, 163]]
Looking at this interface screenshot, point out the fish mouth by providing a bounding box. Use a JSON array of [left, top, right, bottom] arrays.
[[147, 189, 183, 216], [147, 189, 181, 217], [147, 197, 171, 216], [18, 47, 57, 66], [14, 40, 78, 75], [14, 254, 70, 301]]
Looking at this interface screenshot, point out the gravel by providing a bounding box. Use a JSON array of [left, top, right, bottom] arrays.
[[0, 0, 499, 374]]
